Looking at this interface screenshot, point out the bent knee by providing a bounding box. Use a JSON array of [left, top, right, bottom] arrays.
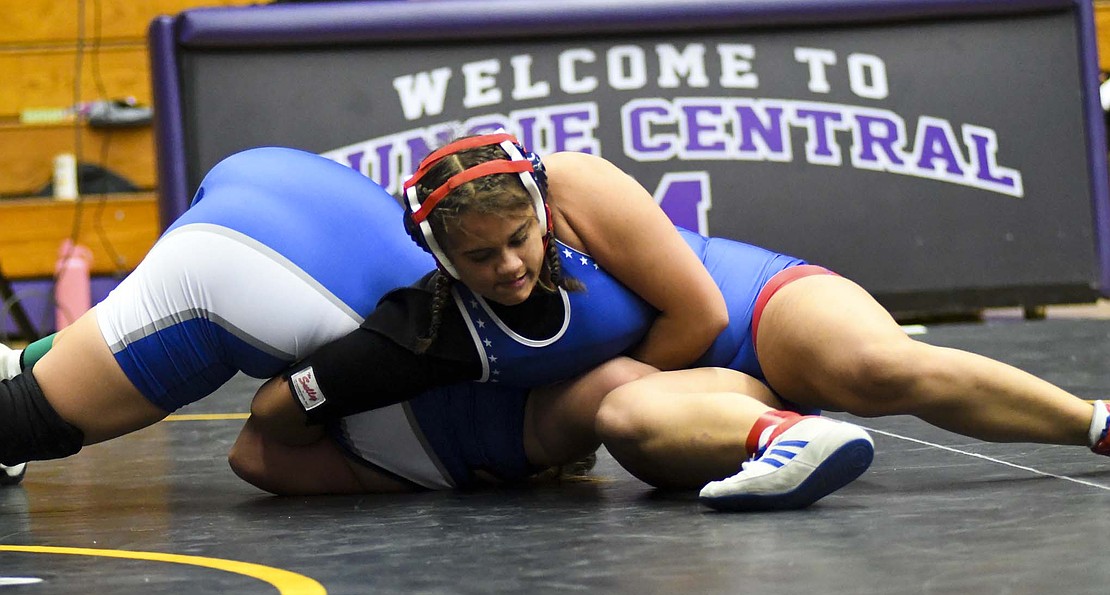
[[227, 431, 260, 483], [592, 357, 659, 393], [227, 423, 283, 495], [595, 381, 651, 443]]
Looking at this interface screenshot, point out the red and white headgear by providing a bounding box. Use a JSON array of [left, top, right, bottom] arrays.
[[402, 132, 549, 278]]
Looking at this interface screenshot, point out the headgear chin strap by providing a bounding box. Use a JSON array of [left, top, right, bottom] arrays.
[[402, 132, 550, 279]]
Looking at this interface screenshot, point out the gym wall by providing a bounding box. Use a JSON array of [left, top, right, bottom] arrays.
[[149, 0, 1110, 317]]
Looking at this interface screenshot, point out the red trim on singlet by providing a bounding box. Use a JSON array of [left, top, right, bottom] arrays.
[[751, 264, 839, 351]]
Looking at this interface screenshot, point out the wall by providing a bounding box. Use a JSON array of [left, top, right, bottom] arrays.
[[0, 0, 262, 338]]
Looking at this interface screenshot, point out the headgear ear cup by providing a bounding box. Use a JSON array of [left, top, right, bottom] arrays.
[[497, 137, 550, 237], [514, 142, 554, 240], [404, 180, 460, 278], [402, 207, 429, 253]]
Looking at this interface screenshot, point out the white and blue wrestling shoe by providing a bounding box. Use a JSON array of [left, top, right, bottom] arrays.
[[699, 416, 874, 512], [0, 342, 21, 380], [1, 463, 27, 486], [1, 343, 28, 486]]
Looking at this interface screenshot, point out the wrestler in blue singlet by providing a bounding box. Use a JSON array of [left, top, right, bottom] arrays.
[[96, 147, 434, 411], [94, 147, 544, 489], [451, 239, 657, 387], [685, 231, 806, 378], [397, 229, 806, 488], [113, 147, 806, 489], [447, 229, 804, 388]]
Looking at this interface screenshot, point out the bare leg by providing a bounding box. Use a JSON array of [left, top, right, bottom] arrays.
[[232, 381, 427, 495], [596, 368, 783, 489], [523, 357, 658, 467], [229, 357, 657, 495], [228, 417, 414, 496], [32, 308, 169, 445], [756, 275, 1092, 445]]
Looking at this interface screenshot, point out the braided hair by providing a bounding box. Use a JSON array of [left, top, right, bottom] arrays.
[[409, 140, 583, 353], [413, 270, 455, 354]]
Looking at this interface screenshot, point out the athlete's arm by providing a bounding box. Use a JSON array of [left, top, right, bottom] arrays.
[[229, 415, 410, 495], [249, 325, 478, 444], [248, 376, 322, 446], [543, 152, 728, 370]]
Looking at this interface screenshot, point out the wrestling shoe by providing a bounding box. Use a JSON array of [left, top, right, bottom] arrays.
[[0, 342, 21, 380], [699, 416, 874, 512], [0, 463, 27, 486], [1089, 400, 1110, 455]]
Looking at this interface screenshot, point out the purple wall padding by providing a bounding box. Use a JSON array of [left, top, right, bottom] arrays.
[[173, 0, 1072, 48], [148, 15, 191, 230], [1073, 0, 1110, 293]]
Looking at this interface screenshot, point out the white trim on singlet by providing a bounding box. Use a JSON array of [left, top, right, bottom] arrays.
[[468, 288, 571, 348], [451, 287, 491, 382], [335, 402, 455, 490], [96, 223, 362, 361]]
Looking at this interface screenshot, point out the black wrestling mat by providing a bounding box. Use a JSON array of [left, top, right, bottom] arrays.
[[2, 318, 1109, 594]]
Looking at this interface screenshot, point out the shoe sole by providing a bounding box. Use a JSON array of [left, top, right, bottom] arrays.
[[0, 463, 27, 487], [699, 438, 874, 512]]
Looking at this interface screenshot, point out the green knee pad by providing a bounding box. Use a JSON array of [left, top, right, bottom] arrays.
[[21, 333, 57, 370]]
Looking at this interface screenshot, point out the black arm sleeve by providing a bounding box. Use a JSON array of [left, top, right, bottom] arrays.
[[285, 278, 482, 424], [287, 327, 478, 423]]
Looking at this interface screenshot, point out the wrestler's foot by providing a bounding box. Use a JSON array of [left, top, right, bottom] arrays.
[[0, 342, 22, 380], [1, 344, 28, 486], [699, 417, 874, 512], [0, 463, 27, 486]]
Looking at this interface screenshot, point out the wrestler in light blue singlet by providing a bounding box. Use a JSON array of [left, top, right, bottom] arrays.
[[103, 147, 435, 411]]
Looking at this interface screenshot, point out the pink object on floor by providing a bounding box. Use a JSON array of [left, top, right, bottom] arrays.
[[54, 239, 93, 330]]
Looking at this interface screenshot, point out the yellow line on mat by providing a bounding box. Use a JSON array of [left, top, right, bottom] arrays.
[[0, 545, 326, 594], [163, 413, 250, 422]]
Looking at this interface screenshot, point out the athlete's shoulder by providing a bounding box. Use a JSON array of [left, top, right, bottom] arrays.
[[365, 271, 440, 330], [543, 151, 626, 187], [362, 273, 474, 362]]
